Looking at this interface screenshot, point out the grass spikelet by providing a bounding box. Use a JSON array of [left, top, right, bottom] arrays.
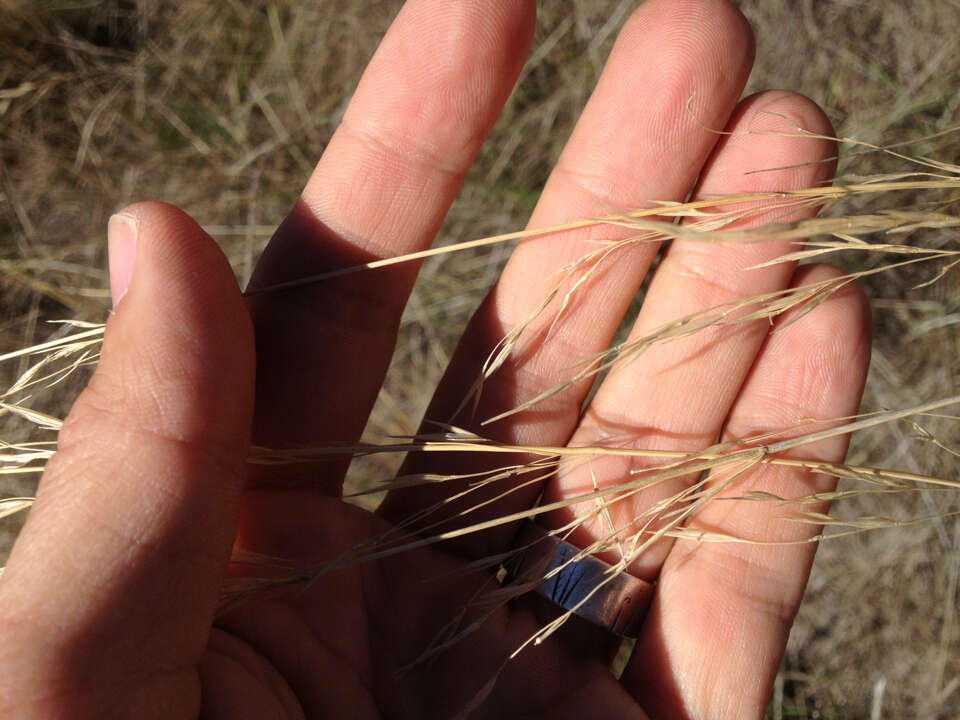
[[3, 120, 960, 716], [3, 5, 958, 713]]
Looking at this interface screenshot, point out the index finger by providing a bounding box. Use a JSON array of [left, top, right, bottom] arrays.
[[246, 0, 536, 495]]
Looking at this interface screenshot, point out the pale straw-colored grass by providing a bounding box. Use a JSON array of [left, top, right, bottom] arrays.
[[2, 133, 958, 706], [2, 1, 959, 713]]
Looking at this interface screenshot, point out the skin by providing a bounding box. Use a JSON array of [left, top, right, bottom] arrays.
[[0, 1, 871, 718]]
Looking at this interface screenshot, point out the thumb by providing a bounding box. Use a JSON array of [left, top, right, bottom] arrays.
[[0, 202, 255, 717]]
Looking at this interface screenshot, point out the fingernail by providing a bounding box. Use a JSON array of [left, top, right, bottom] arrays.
[[108, 213, 138, 307]]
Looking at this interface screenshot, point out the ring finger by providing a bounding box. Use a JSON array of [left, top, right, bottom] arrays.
[[544, 90, 838, 578], [625, 263, 871, 717]]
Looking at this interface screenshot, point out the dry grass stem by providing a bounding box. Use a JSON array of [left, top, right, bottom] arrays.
[[2, 20, 959, 707]]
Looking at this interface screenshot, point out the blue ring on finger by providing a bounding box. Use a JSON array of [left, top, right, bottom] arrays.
[[506, 522, 655, 638]]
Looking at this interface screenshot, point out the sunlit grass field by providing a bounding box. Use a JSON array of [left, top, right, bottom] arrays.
[[1, 1, 959, 717]]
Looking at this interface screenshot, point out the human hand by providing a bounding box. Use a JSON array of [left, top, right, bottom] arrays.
[[0, 1, 870, 718]]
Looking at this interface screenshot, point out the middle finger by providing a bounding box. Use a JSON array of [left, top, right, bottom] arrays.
[[381, 0, 756, 557]]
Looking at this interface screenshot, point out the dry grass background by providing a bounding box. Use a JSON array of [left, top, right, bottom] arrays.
[[1, 0, 959, 717]]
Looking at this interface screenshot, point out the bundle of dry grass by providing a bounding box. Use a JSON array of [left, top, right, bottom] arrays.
[[2, 1, 959, 716]]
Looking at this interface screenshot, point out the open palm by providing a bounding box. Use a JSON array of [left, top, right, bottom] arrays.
[[0, 1, 870, 718]]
